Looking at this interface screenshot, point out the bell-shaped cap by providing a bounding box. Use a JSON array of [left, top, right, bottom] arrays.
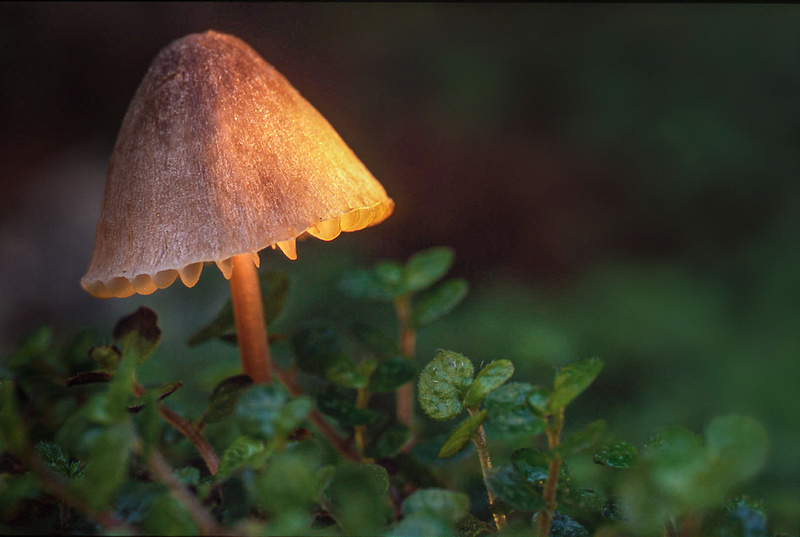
[[81, 30, 393, 299]]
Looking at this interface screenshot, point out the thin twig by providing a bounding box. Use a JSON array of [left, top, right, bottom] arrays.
[[354, 386, 371, 458], [145, 445, 224, 536], [537, 407, 564, 537], [468, 407, 506, 531]]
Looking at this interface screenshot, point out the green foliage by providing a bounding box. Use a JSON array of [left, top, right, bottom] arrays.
[[0, 247, 780, 535], [485, 382, 546, 434], [548, 357, 603, 412], [418, 350, 474, 420], [438, 410, 488, 458], [410, 278, 469, 329], [463, 359, 514, 407]]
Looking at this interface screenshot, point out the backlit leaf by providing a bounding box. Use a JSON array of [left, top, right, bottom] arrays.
[[463, 359, 514, 407], [418, 350, 474, 420]]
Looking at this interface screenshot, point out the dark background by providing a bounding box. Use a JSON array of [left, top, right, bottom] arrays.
[[1, 3, 798, 527]]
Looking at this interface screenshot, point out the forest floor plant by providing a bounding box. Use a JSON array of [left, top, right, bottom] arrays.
[[0, 247, 776, 536]]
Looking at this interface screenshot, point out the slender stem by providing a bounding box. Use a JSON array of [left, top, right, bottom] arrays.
[[468, 407, 506, 531], [229, 254, 271, 384], [537, 407, 564, 537], [394, 295, 416, 428], [145, 444, 224, 536], [354, 386, 371, 457]]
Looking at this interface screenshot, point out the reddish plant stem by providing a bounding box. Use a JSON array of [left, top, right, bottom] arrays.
[[537, 407, 564, 537], [229, 254, 271, 384], [394, 295, 416, 428], [354, 386, 371, 458], [133, 382, 220, 475]]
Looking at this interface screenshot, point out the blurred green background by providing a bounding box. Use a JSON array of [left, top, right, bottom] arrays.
[[1, 3, 798, 528]]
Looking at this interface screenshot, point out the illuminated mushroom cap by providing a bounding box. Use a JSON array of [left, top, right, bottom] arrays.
[[81, 30, 393, 299]]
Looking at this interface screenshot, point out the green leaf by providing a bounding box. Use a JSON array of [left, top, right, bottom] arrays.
[[257, 441, 321, 514], [701, 497, 769, 537], [644, 428, 708, 503], [418, 350, 474, 420], [485, 382, 547, 435], [438, 409, 488, 458], [77, 421, 134, 509], [88, 345, 121, 370], [35, 441, 70, 476], [388, 514, 455, 537], [552, 420, 606, 459], [316, 387, 377, 426], [325, 462, 391, 535], [188, 271, 289, 346], [338, 268, 397, 301], [410, 279, 469, 329], [112, 307, 162, 363], [217, 436, 268, 478], [548, 511, 590, 537], [174, 467, 200, 486], [370, 356, 415, 393], [105, 353, 137, 422], [463, 359, 514, 407], [235, 384, 310, 440], [403, 488, 470, 524], [349, 322, 401, 357], [525, 387, 550, 417], [594, 441, 638, 469], [705, 415, 768, 482], [486, 465, 545, 512], [365, 424, 411, 459], [292, 322, 367, 389], [403, 247, 455, 294], [548, 357, 603, 411], [511, 448, 550, 486], [374, 260, 404, 288], [202, 375, 253, 424]]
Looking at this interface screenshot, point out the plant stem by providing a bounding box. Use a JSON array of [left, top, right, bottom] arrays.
[[537, 407, 564, 537], [468, 407, 506, 531], [394, 295, 416, 428], [229, 254, 271, 384], [354, 386, 371, 457]]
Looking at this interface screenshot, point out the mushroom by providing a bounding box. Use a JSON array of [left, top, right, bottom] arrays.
[[81, 30, 394, 384]]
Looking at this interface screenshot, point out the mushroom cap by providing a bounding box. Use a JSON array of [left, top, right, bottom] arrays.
[[82, 30, 393, 299]]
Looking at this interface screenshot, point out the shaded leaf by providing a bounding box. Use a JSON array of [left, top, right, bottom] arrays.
[[338, 268, 397, 301], [235, 384, 311, 440], [292, 322, 366, 389], [366, 423, 411, 459], [174, 466, 200, 486], [316, 387, 377, 426], [217, 436, 267, 478], [552, 420, 606, 459], [325, 462, 391, 535], [486, 465, 545, 512], [256, 441, 321, 514], [142, 493, 197, 535], [485, 382, 546, 435], [202, 375, 253, 424], [403, 488, 470, 524], [370, 356, 415, 393], [403, 247, 455, 294], [594, 442, 638, 469], [388, 514, 455, 537], [410, 279, 469, 329], [374, 260, 404, 288], [77, 421, 133, 509], [438, 410, 487, 458], [463, 359, 514, 407], [548, 511, 590, 537], [418, 350, 474, 421], [549, 357, 603, 411], [113, 307, 162, 363], [8, 326, 52, 368]]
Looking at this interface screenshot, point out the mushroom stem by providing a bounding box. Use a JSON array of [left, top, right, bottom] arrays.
[[229, 253, 271, 383]]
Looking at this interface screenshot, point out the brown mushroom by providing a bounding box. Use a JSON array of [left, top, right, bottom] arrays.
[[81, 30, 394, 384]]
